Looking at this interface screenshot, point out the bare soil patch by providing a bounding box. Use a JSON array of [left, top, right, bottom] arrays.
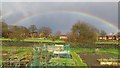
[[77, 52, 118, 66]]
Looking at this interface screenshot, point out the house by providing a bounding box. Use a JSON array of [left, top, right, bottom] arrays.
[[98, 36, 107, 40], [98, 35, 119, 41], [108, 35, 113, 40], [59, 35, 68, 40]]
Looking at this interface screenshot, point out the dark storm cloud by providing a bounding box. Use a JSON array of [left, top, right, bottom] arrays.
[[2, 2, 118, 34], [2, 2, 118, 26]]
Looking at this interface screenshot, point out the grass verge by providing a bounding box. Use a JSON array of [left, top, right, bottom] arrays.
[[70, 51, 87, 67]]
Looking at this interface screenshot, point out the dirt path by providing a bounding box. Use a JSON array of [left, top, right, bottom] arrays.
[[77, 52, 118, 66]]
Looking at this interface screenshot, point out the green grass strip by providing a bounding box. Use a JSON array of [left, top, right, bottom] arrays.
[[0, 38, 65, 43], [49, 58, 75, 66], [96, 42, 119, 45], [70, 51, 87, 67]]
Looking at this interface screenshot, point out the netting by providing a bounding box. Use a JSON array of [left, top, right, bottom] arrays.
[[32, 44, 71, 66]]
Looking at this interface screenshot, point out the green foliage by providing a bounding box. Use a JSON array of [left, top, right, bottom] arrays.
[[2, 46, 33, 60], [71, 48, 119, 55], [49, 58, 76, 66], [100, 48, 119, 55], [70, 51, 87, 67], [96, 42, 119, 45], [0, 38, 65, 43], [71, 48, 94, 53]]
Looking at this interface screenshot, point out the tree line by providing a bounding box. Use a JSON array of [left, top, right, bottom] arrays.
[[0, 20, 61, 41], [1, 20, 118, 46]]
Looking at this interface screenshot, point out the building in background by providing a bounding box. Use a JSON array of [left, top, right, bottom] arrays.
[[60, 35, 68, 40], [98, 35, 120, 41]]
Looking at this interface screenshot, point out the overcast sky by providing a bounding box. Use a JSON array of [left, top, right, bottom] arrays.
[[1, 0, 119, 2], [1, 2, 119, 34]]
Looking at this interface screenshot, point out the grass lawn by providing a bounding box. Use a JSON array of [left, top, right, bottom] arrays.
[[71, 48, 94, 53], [0, 58, 2, 65], [1, 39, 119, 67], [70, 51, 87, 67], [71, 48, 119, 55], [0, 38, 65, 43], [1, 38, 120, 44], [2, 46, 33, 52], [100, 48, 119, 55], [1, 46, 33, 59], [96, 41, 120, 45], [1, 46, 88, 67], [49, 58, 76, 66], [0, 38, 11, 41], [24, 39, 65, 43]]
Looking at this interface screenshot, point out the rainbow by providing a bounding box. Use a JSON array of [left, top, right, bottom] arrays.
[[13, 11, 118, 31]]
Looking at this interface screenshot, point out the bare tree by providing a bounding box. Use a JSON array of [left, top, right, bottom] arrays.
[[8, 26, 29, 41], [99, 30, 107, 36], [51, 30, 61, 40], [67, 32, 78, 42], [55, 31, 61, 36], [29, 25, 37, 32], [55, 30, 61, 39], [39, 26, 52, 38], [67, 21, 98, 45], [0, 20, 8, 37], [117, 32, 120, 36]]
